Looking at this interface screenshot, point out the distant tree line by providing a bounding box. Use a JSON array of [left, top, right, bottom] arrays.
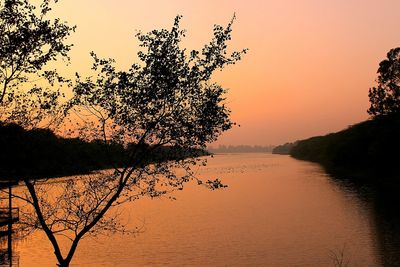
[[272, 142, 297, 155], [289, 113, 400, 179], [0, 122, 208, 181], [208, 144, 274, 153]]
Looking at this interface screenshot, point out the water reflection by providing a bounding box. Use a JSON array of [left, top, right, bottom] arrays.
[[371, 189, 400, 266], [0, 183, 18, 267], [326, 169, 400, 266], [0, 233, 19, 267], [1, 154, 400, 266]]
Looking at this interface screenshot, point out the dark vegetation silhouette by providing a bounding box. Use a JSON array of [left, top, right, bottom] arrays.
[[272, 142, 296, 155], [272, 47, 400, 184], [368, 47, 400, 116], [0, 121, 208, 180], [0, 0, 75, 128], [0, 0, 246, 264], [0, 1, 75, 263], [290, 113, 400, 181]]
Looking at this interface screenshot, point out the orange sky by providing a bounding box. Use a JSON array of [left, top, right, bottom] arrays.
[[50, 0, 400, 145]]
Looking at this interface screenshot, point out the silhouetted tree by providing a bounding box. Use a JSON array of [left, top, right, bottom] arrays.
[[368, 47, 400, 116], [0, 0, 75, 127], [16, 15, 246, 267]]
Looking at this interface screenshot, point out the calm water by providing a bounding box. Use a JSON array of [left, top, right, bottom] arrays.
[[2, 153, 399, 266]]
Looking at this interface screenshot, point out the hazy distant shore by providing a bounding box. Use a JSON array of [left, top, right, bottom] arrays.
[[207, 145, 274, 154]]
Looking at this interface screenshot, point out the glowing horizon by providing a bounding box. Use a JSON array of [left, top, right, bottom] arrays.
[[51, 0, 400, 145]]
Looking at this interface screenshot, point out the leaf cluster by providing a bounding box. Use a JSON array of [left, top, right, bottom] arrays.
[[368, 47, 400, 116]]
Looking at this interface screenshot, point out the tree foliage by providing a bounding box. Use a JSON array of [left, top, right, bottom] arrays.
[[0, 0, 75, 127], [72, 15, 246, 148], [10, 15, 246, 267], [368, 47, 400, 116]]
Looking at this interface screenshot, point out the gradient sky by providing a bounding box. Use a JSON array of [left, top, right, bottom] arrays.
[[51, 0, 400, 145]]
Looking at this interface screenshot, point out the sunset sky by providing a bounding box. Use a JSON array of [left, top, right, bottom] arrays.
[[52, 0, 400, 145]]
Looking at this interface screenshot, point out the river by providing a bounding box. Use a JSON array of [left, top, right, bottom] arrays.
[[2, 153, 399, 266]]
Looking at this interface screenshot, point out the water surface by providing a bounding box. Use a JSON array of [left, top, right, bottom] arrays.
[[3, 154, 396, 266]]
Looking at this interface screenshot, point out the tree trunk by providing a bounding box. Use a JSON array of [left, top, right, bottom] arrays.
[[58, 259, 71, 267]]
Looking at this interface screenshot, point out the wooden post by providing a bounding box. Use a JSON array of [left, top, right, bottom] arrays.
[[7, 182, 12, 266]]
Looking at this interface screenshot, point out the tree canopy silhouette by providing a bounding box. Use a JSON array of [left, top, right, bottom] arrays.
[[0, 0, 74, 127], [368, 47, 400, 116], [15, 15, 246, 267]]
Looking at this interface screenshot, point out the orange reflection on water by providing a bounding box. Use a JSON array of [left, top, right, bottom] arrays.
[[11, 154, 384, 266]]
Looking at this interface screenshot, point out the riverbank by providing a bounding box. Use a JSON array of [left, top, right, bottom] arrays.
[[0, 122, 208, 181], [289, 113, 400, 186]]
